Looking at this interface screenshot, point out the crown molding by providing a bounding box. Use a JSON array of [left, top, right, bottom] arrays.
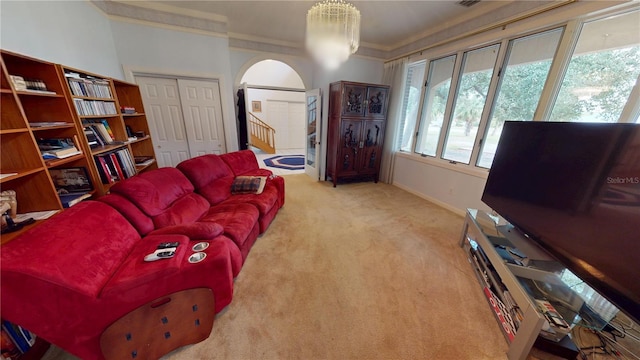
[[91, 0, 228, 35], [108, 0, 228, 23], [387, 0, 576, 61], [391, 0, 515, 50]]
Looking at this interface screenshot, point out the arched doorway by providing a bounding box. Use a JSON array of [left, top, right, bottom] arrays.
[[238, 60, 307, 174]]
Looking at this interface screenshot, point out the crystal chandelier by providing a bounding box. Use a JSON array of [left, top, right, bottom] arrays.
[[306, 0, 361, 70]]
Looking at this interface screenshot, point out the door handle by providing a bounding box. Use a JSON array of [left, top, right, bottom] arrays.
[[359, 141, 364, 148]]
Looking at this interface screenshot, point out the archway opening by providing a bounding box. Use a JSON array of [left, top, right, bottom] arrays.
[[239, 60, 307, 174]]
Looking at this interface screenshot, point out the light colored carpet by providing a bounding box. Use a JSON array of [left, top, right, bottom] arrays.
[[166, 174, 508, 359], [44, 174, 587, 360]]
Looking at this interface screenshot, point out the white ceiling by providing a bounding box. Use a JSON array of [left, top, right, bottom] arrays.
[[153, 1, 490, 50]]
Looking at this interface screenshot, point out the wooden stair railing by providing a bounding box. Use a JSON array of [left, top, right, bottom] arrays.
[[248, 112, 276, 154]]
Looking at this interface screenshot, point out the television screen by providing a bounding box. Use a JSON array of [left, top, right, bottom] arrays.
[[482, 121, 640, 324]]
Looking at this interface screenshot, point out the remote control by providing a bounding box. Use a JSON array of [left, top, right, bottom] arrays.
[[144, 248, 176, 262], [157, 242, 179, 250]]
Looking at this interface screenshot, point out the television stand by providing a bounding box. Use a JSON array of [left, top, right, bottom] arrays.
[[459, 209, 618, 360]]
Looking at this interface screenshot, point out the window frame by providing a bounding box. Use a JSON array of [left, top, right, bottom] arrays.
[[396, 4, 640, 177]]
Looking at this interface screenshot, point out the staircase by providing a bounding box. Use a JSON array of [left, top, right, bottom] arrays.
[[248, 112, 276, 154]]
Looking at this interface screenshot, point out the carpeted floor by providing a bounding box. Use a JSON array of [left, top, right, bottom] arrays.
[[44, 175, 593, 360], [164, 174, 510, 359]]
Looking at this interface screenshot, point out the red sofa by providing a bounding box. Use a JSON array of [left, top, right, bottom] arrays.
[[0, 150, 284, 359]]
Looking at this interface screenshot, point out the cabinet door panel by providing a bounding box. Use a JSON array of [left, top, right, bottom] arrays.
[[338, 120, 362, 175], [365, 86, 389, 118], [359, 120, 385, 174], [342, 84, 366, 117]]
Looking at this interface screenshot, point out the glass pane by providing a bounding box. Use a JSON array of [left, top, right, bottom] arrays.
[[443, 44, 500, 164], [398, 62, 426, 152], [477, 28, 563, 168], [306, 95, 317, 166], [414, 55, 456, 156], [549, 10, 640, 122]]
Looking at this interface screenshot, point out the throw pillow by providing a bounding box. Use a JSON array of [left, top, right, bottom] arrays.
[[231, 176, 267, 195]]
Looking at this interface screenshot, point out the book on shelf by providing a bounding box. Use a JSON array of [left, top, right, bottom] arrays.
[[83, 126, 100, 148], [96, 156, 115, 184], [72, 98, 117, 116], [59, 193, 92, 208], [94, 148, 136, 184], [49, 167, 94, 208], [1, 319, 35, 354], [121, 106, 136, 114], [1, 327, 21, 359], [29, 121, 69, 128], [0, 173, 18, 180], [66, 77, 112, 99], [37, 137, 81, 159], [134, 156, 155, 167], [8, 75, 26, 91], [83, 120, 115, 145], [9, 75, 54, 94]]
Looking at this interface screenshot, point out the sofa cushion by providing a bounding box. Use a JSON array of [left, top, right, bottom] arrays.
[[220, 150, 264, 176], [149, 222, 224, 240], [98, 193, 155, 235], [177, 155, 234, 205], [0, 201, 140, 298], [201, 203, 259, 248], [223, 181, 279, 215], [110, 168, 195, 217], [152, 192, 210, 228]]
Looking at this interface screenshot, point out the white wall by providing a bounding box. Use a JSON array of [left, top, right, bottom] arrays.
[[229, 49, 315, 89], [109, 20, 239, 151], [241, 60, 304, 88], [0, 1, 122, 78], [392, 154, 491, 215]]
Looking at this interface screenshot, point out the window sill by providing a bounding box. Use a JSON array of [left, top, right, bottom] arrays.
[[395, 151, 490, 179]]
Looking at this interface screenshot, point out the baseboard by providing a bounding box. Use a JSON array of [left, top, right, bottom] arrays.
[[392, 182, 466, 217]]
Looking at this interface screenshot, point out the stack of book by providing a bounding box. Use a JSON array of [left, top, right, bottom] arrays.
[[83, 119, 117, 147], [9, 75, 56, 95], [72, 99, 117, 116], [37, 137, 81, 159], [65, 73, 112, 99], [94, 148, 136, 184], [121, 106, 136, 114], [134, 156, 155, 167]]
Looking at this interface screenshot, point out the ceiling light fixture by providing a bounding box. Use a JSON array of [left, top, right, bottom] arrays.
[[306, 0, 361, 70]]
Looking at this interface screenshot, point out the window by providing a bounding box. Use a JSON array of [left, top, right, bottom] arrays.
[[395, 7, 640, 174], [443, 44, 499, 164], [398, 62, 426, 152], [549, 10, 640, 123], [414, 55, 456, 156], [477, 28, 563, 168]]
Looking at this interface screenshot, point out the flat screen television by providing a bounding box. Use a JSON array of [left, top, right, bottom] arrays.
[[482, 121, 640, 325]]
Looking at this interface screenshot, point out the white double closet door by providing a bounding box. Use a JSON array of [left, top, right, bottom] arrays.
[[266, 100, 306, 151], [136, 76, 226, 168]]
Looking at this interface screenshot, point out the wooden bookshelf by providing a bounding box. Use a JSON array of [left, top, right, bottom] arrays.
[[112, 79, 157, 174], [1, 50, 158, 240], [1, 50, 99, 243], [57, 67, 157, 195]]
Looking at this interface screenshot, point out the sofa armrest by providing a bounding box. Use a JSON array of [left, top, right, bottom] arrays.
[[148, 222, 224, 240]]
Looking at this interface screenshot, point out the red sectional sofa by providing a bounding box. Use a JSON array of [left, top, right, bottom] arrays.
[[0, 150, 284, 359]]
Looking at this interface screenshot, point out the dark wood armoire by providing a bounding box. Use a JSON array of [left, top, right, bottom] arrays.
[[326, 81, 390, 187]]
